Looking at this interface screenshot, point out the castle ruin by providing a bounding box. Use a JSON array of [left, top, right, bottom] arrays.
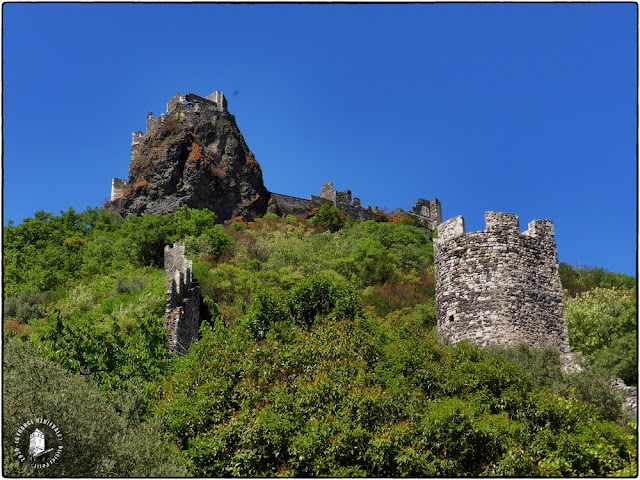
[[270, 181, 442, 230], [110, 91, 230, 202], [433, 211, 571, 355], [164, 243, 201, 354]]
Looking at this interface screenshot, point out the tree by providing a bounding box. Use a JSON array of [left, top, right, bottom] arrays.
[[2, 336, 186, 477]]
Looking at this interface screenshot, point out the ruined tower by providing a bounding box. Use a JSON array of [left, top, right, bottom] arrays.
[[164, 243, 201, 354], [433, 211, 570, 354]]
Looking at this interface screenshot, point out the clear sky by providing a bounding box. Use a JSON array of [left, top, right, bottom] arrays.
[[2, 3, 637, 276]]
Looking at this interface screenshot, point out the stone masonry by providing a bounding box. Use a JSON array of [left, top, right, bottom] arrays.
[[270, 181, 442, 230], [410, 198, 442, 231], [110, 178, 128, 201], [164, 243, 201, 354], [433, 211, 571, 355]]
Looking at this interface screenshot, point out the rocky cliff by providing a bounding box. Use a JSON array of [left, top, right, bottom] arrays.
[[104, 92, 270, 222]]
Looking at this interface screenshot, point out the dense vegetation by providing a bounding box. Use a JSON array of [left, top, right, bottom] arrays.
[[3, 206, 637, 476]]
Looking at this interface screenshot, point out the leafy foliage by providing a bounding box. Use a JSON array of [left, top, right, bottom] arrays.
[[155, 317, 636, 477], [310, 204, 346, 232], [565, 288, 637, 384], [2, 206, 636, 476], [560, 263, 636, 297], [2, 336, 186, 477]]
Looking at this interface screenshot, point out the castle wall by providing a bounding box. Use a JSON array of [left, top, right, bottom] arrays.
[[167, 93, 185, 114], [410, 198, 442, 230], [269, 193, 324, 216], [272, 182, 440, 227], [433, 211, 570, 354], [205, 91, 228, 112], [110, 178, 128, 201], [164, 243, 201, 354]]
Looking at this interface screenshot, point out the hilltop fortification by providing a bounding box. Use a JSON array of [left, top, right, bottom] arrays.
[[105, 91, 441, 228], [433, 212, 571, 355], [104, 91, 270, 222]]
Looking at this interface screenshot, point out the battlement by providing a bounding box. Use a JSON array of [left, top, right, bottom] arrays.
[[164, 243, 201, 355], [436, 215, 465, 241], [437, 212, 556, 242], [434, 211, 569, 355], [524, 219, 555, 238], [485, 211, 519, 234]]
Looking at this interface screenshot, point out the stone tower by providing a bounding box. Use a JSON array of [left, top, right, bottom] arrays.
[[433, 211, 570, 354], [164, 243, 201, 354]]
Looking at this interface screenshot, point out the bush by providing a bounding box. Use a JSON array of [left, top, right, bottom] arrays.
[[155, 317, 637, 477], [337, 238, 399, 287], [286, 275, 361, 329], [2, 336, 186, 477], [487, 344, 626, 423], [243, 290, 290, 340], [3, 290, 48, 321], [565, 288, 637, 385], [286, 275, 335, 328], [113, 275, 144, 295], [310, 204, 345, 232]]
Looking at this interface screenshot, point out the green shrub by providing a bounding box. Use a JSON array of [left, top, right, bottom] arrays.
[[113, 275, 144, 295], [337, 238, 399, 287], [230, 220, 249, 232], [311, 204, 345, 232], [566, 288, 637, 385], [488, 344, 626, 423], [262, 212, 280, 221], [286, 275, 335, 328], [2, 336, 186, 477], [243, 290, 290, 340], [3, 290, 48, 321], [286, 275, 361, 329]]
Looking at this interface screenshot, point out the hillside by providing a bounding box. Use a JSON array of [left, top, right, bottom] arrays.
[[2, 206, 637, 476]]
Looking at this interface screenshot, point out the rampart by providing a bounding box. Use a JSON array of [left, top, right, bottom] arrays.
[[270, 181, 441, 228], [433, 211, 570, 354], [164, 243, 201, 354]]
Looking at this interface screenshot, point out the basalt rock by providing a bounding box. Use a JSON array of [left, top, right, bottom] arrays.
[[105, 92, 270, 222]]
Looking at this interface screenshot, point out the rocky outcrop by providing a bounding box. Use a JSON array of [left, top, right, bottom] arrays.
[[104, 92, 270, 222]]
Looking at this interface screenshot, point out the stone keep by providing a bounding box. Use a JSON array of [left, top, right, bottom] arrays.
[[164, 243, 201, 354], [433, 211, 570, 354]]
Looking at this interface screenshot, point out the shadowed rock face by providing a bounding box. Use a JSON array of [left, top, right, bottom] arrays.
[[105, 92, 270, 222]]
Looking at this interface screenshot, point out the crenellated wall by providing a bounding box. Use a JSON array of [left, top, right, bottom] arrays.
[[433, 211, 570, 355], [164, 243, 201, 354]]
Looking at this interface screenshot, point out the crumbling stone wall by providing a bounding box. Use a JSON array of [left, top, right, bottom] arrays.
[[143, 91, 229, 138], [433, 211, 570, 355], [164, 243, 201, 354], [205, 91, 228, 112], [270, 181, 442, 228], [410, 198, 442, 230], [110, 178, 128, 201]]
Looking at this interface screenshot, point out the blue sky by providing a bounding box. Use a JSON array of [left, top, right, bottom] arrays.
[[3, 3, 637, 276]]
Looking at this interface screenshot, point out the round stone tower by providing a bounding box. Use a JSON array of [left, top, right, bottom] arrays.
[[433, 211, 570, 354]]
